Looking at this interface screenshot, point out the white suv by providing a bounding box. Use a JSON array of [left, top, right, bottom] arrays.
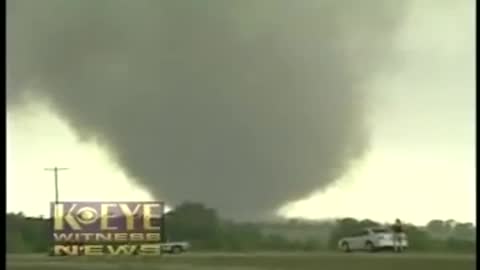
[[338, 227, 408, 252]]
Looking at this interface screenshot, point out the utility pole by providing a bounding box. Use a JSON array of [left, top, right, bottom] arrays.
[[161, 202, 167, 243], [44, 167, 69, 204]]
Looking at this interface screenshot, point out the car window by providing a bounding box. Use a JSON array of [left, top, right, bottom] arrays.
[[350, 230, 368, 237]]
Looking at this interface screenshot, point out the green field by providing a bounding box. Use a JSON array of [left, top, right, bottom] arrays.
[[7, 252, 476, 270]]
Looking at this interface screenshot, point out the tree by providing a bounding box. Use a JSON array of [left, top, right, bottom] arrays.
[[404, 224, 439, 251], [426, 219, 450, 238], [165, 201, 221, 248], [451, 222, 475, 240]]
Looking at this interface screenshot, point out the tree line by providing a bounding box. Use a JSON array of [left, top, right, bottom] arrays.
[[6, 202, 476, 253]]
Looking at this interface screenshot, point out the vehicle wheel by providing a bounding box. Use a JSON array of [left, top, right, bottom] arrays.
[[341, 242, 351, 253], [171, 246, 183, 254], [365, 241, 375, 252]]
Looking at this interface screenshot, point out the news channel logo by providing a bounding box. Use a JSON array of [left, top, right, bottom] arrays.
[[50, 201, 164, 256]]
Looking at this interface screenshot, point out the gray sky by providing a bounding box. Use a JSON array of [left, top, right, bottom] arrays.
[[7, 1, 475, 225]]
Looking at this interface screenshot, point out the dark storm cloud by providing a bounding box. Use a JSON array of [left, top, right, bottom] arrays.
[[7, 0, 408, 220]]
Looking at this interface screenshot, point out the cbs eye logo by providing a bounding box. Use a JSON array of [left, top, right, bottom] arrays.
[[53, 204, 107, 230], [75, 207, 99, 225]]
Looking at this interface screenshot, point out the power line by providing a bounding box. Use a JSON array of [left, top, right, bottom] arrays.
[[44, 167, 69, 204]]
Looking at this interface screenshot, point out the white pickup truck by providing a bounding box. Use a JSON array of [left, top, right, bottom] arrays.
[[160, 241, 191, 254], [338, 227, 408, 252]]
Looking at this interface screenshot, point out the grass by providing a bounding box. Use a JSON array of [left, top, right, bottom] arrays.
[[7, 252, 476, 270]]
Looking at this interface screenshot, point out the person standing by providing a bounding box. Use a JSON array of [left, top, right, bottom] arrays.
[[392, 218, 404, 252]]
